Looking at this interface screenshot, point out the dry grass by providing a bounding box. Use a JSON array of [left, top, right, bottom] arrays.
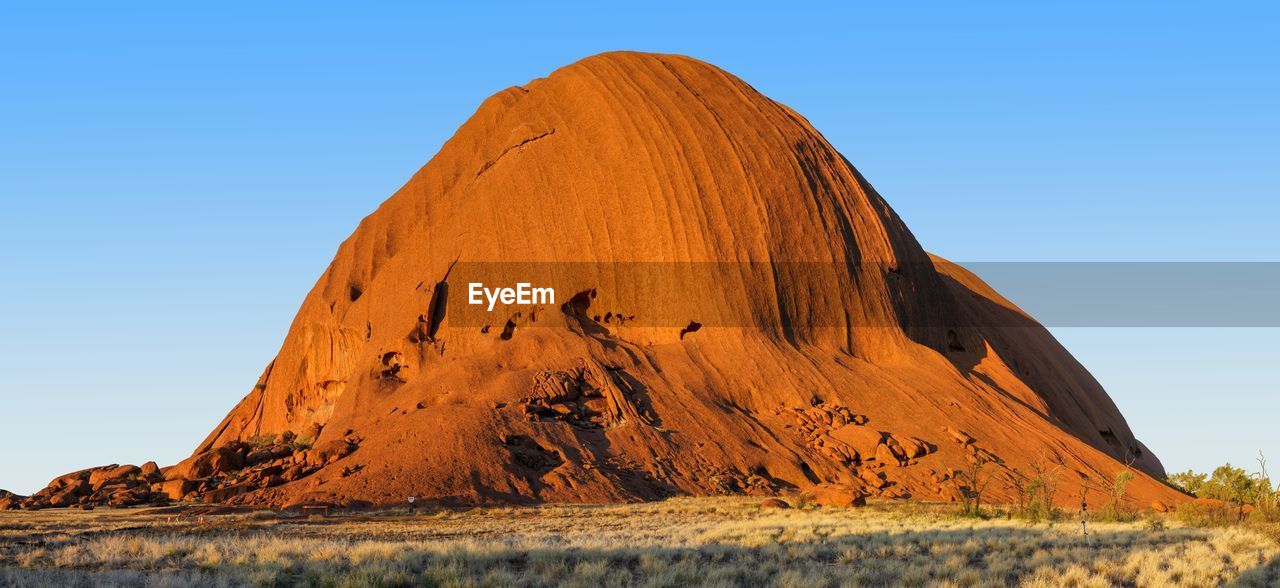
[[1, 498, 1277, 587]]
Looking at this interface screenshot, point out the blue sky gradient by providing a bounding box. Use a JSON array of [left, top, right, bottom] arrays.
[[1, 2, 1276, 493]]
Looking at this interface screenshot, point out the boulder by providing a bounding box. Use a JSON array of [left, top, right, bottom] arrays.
[[90, 465, 141, 489], [875, 443, 902, 466], [305, 439, 356, 467], [859, 469, 889, 489], [108, 488, 149, 507], [203, 482, 255, 503], [48, 468, 92, 490], [760, 497, 791, 509], [943, 427, 975, 445], [281, 464, 309, 482], [44, 470, 92, 497], [245, 445, 292, 466], [48, 489, 78, 508], [168, 447, 244, 480], [828, 426, 885, 457], [897, 437, 931, 459], [139, 461, 161, 479], [159, 479, 194, 501], [804, 483, 867, 508], [91, 483, 130, 501]]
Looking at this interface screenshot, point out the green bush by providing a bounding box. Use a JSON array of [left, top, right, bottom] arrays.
[[1165, 457, 1279, 527], [1168, 470, 1207, 495], [1176, 500, 1239, 527], [246, 434, 277, 448]]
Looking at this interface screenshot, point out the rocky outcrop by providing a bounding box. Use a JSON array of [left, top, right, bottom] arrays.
[[21, 51, 1185, 510], [0, 489, 23, 510], [18, 432, 360, 509], [17, 465, 159, 510]]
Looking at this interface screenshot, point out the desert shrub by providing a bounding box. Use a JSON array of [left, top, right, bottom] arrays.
[[1249, 522, 1280, 545], [1176, 500, 1239, 527], [1250, 505, 1280, 524], [1011, 455, 1065, 524], [1016, 481, 1065, 524], [246, 434, 277, 448]]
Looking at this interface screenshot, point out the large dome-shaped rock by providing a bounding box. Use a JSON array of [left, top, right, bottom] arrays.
[[142, 52, 1181, 508]]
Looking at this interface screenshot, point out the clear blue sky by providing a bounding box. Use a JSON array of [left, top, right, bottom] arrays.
[[1, 3, 1276, 494]]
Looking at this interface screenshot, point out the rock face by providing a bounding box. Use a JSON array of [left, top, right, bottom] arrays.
[[23, 51, 1185, 509]]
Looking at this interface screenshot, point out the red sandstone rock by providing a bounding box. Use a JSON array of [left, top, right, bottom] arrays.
[[159, 479, 194, 501], [805, 484, 867, 508], [22, 51, 1187, 511]]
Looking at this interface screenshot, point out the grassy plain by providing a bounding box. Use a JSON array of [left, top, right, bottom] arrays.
[[1, 498, 1277, 587]]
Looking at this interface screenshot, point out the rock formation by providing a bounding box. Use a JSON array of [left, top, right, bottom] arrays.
[[16, 51, 1185, 510]]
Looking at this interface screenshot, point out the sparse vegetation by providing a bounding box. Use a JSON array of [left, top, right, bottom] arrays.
[[1097, 466, 1136, 522], [245, 434, 277, 448], [1167, 456, 1280, 526], [287, 437, 313, 452], [1163, 455, 1280, 556], [2, 497, 1277, 587], [951, 453, 995, 518]]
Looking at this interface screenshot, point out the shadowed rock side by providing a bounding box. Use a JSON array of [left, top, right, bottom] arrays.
[[13, 51, 1184, 511]]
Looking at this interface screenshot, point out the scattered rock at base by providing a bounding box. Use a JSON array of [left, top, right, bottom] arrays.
[[760, 497, 791, 509], [159, 479, 195, 501], [11, 433, 349, 510], [305, 438, 358, 467], [803, 483, 867, 508]]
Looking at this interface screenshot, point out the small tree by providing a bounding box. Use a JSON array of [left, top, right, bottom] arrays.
[[1168, 469, 1207, 496], [952, 453, 994, 517], [1006, 473, 1029, 517], [1029, 453, 1063, 522], [1013, 453, 1063, 523], [1254, 452, 1278, 519], [1201, 464, 1260, 521], [1088, 459, 1136, 521], [1104, 469, 1135, 520]]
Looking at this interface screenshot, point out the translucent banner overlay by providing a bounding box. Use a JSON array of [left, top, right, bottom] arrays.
[[434, 262, 1280, 328]]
